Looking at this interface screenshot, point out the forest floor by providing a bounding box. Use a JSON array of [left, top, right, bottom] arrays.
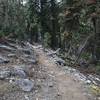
[[0, 39, 99, 100]]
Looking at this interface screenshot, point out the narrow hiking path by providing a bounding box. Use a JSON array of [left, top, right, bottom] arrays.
[[34, 47, 94, 100]]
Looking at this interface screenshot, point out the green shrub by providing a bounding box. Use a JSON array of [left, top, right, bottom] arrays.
[[81, 52, 91, 60], [0, 30, 7, 37], [96, 65, 100, 75], [44, 32, 51, 47]]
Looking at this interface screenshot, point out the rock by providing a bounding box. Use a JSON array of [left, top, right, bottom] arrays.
[[13, 67, 27, 78], [13, 65, 29, 78], [0, 45, 14, 51], [85, 80, 91, 84], [9, 78, 15, 83], [24, 95, 29, 100], [13, 65, 33, 76], [74, 73, 86, 82], [48, 82, 53, 87], [18, 48, 31, 55], [79, 59, 89, 68], [0, 65, 28, 80], [28, 59, 37, 64], [7, 54, 16, 57], [57, 93, 61, 96], [0, 56, 10, 64], [95, 77, 100, 82], [0, 70, 11, 80], [55, 57, 65, 66], [15, 79, 34, 92], [23, 49, 31, 55], [88, 75, 100, 86], [56, 60, 64, 65]]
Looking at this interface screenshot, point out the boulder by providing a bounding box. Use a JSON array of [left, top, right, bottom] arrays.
[[13, 67, 27, 78], [15, 79, 34, 92]]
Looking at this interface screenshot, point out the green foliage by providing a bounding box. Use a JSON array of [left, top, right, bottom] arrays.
[[44, 32, 51, 47], [0, 31, 5, 37], [96, 64, 100, 75], [0, 0, 27, 39], [79, 22, 92, 34], [0, 31, 8, 37], [81, 52, 91, 60]]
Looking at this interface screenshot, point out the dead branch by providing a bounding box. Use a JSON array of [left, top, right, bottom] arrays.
[[74, 34, 94, 64]]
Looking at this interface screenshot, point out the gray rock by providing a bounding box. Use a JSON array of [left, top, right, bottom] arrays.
[[16, 79, 34, 92], [0, 56, 10, 64], [48, 82, 53, 87], [24, 95, 30, 100], [7, 54, 16, 57], [0, 65, 27, 80], [13, 67, 27, 78], [13, 65, 32, 76], [87, 75, 100, 86], [56, 60, 65, 66], [28, 59, 37, 64], [0, 45, 14, 51], [85, 80, 91, 84], [23, 49, 31, 55], [0, 70, 11, 80]]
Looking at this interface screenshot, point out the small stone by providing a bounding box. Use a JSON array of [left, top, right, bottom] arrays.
[[24, 95, 29, 100], [86, 80, 91, 84], [57, 93, 61, 96], [23, 49, 31, 55], [0, 45, 14, 51], [32, 68, 35, 71], [48, 82, 53, 87], [9, 79, 15, 83], [7, 54, 16, 57], [56, 60, 64, 65], [28, 59, 37, 64]]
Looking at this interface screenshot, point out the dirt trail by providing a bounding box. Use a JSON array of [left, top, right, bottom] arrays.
[[0, 41, 95, 100], [34, 48, 94, 100]]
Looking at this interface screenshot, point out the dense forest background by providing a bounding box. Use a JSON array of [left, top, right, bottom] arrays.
[[0, 0, 100, 74]]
